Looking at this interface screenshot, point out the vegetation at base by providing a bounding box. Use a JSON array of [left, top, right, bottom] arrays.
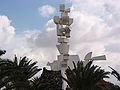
[[30, 68, 62, 90], [0, 50, 120, 90], [62, 61, 110, 90], [109, 66, 120, 81], [0, 55, 41, 90], [0, 50, 6, 56]]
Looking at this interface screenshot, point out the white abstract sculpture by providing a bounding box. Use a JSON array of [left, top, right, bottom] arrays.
[[47, 4, 79, 90], [47, 4, 80, 71], [47, 4, 106, 90], [84, 52, 106, 61]]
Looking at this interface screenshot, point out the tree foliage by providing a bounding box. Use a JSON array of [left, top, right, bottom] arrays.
[[0, 55, 41, 90], [109, 66, 120, 81], [0, 51, 118, 90], [30, 68, 63, 90], [63, 61, 110, 90], [0, 50, 6, 56]]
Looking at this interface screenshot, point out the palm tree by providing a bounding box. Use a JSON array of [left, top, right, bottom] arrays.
[[0, 50, 6, 56], [30, 77, 48, 90], [0, 50, 8, 89], [0, 55, 41, 90], [109, 66, 120, 81], [63, 61, 109, 90]]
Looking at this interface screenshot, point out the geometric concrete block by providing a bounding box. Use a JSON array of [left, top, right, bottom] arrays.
[[84, 52, 92, 61], [57, 24, 64, 36], [61, 61, 67, 68], [84, 52, 106, 61], [58, 38, 69, 43], [67, 55, 80, 70], [63, 54, 69, 60], [57, 54, 69, 61], [65, 32, 70, 38], [56, 43, 69, 54], [47, 61, 59, 71], [60, 4, 65, 12], [57, 29, 64, 36], [60, 16, 69, 25], [68, 18, 73, 25], [92, 55, 106, 60], [54, 16, 60, 24]]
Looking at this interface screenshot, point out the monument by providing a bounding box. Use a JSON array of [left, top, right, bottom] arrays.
[[47, 4, 106, 90]]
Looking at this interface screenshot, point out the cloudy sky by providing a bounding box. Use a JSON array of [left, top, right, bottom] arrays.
[[0, 0, 120, 85]]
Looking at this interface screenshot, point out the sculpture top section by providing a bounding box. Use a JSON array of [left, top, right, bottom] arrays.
[[54, 4, 73, 26], [54, 4, 73, 38], [59, 4, 70, 13]]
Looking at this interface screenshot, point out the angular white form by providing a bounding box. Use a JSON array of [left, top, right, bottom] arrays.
[[58, 38, 69, 43], [47, 4, 78, 90], [47, 4, 106, 90], [56, 43, 69, 54], [84, 52, 106, 61]]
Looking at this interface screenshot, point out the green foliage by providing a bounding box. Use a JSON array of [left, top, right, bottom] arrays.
[[30, 77, 48, 90], [0, 55, 41, 90], [0, 51, 116, 90], [109, 66, 120, 81], [63, 61, 110, 90], [30, 68, 63, 90], [0, 50, 6, 56]]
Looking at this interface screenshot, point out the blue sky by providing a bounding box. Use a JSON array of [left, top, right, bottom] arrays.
[[0, 0, 67, 33]]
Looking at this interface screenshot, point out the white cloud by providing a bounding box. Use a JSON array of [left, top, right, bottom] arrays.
[[0, 16, 15, 46], [45, 19, 55, 32], [105, 43, 120, 53], [38, 5, 55, 17], [67, 0, 120, 85], [0, 16, 57, 67], [24, 19, 58, 65], [27, 0, 120, 72], [69, 0, 120, 55]]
